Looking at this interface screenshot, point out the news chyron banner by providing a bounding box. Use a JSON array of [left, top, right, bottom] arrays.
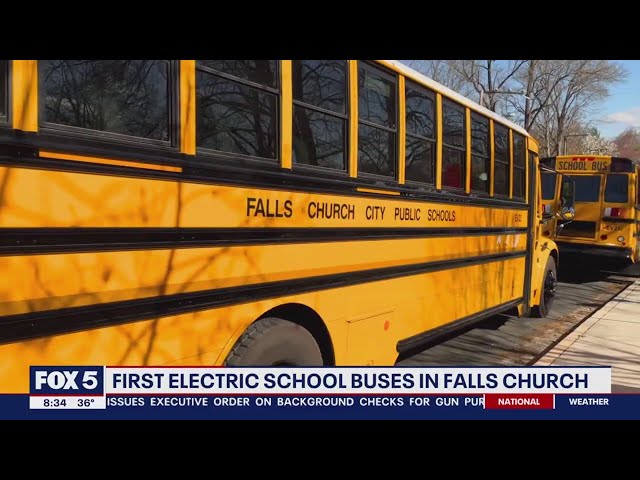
[[1, 365, 637, 419]]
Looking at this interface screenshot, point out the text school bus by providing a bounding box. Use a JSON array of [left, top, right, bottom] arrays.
[[541, 155, 639, 264], [0, 60, 570, 392]]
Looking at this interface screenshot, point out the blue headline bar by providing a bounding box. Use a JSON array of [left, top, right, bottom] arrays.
[[4, 394, 640, 420]]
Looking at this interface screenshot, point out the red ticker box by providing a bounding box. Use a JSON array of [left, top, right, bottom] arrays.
[[485, 394, 554, 410]]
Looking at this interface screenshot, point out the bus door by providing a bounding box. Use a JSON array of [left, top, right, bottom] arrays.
[[601, 171, 632, 248], [541, 171, 559, 237], [540, 169, 576, 238]]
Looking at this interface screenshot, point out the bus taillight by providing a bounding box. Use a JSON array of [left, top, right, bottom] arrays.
[[605, 207, 626, 217]]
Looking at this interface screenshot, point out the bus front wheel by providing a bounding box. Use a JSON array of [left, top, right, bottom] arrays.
[[224, 317, 323, 366], [532, 256, 557, 318]]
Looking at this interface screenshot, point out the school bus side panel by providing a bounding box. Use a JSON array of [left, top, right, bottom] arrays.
[[0, 162, 528, 392], [0, 256, 526, 393]]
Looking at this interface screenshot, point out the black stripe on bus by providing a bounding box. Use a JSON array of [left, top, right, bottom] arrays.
[[0, 249, 527, 345], [601, 217, 637, 224], [0, 227, 528, 256], [397, 298, 523, 355], [0, 141, 530, 211]]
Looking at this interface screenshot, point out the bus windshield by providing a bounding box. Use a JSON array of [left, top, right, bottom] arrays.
[[605, 174, 629, 203], [573, 176, 601, 202]]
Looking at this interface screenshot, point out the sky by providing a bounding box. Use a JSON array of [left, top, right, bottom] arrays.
[[593, 60, 640, 139]]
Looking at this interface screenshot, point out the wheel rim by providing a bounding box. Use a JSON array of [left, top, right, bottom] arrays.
[[543, 269, 557, 306]]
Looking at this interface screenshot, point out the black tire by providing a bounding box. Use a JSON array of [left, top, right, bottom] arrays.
[[224, 317, 323, 366], [532, 256, 557, 318]]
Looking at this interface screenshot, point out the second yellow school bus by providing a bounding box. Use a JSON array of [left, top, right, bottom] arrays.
[[0, 60, 561, 393], [541, 155, 640, 264]]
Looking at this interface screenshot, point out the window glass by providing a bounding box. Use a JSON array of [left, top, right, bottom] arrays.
[[358, 66, 396, 128], [40, 60, 170, 141], [198, 60, 278, 88], [573, 176, 601, 202], [470, 114, 489, 193], [357, 63, 397, 178], [196, 60, 278, 159], [293, 106, 345, 169], [605, 174, 629, 203], [292, 60, 347, 170], [541, 173, 557, 200], [405, 81, 435, 185], [494, 124, 510, 196], [293, 60, 346, 114], [512, 132, 526, 198], [358, 123, 395, 177], [443, 101, 464, 148], [406, 136, 434, 184], [442, 100, 465, 190], [406, 83, 435, 139]]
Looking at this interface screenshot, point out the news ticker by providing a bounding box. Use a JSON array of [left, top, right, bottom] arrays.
[[23, 365, 613, 414], [0, 365, 634, 419]]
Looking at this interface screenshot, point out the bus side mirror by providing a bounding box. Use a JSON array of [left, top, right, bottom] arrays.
[[560, 175, 575, 208], [558, 175, 576, 223], [558, 206, 575, 222]]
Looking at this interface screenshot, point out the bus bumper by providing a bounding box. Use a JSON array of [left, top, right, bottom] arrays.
[[556, 242, 633, 261]]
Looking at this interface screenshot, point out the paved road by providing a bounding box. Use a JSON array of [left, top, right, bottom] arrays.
[[537, 277, 640, 393], [397, 259, 633, 367]]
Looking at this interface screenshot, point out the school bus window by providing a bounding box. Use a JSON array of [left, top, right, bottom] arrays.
[[441, 99, 465, 190], [512, 132, 526, 199], [39, 60, 171, 142], [0, 60, 7, 120], [405, 80, 435, 184], [470, 113, 489, 193], [574, 176, 600, 202], [358, 63, 397, 178], [605, 174, 629, 203], [199, 60, 278, 88], [494, 123, 510, 196], [541, 172, 557, 200], [196, 60, 278, 160], [292, 60, 347, 170]]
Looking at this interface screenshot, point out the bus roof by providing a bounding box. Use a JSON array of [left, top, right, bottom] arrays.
[[380, 60, 531, 138]]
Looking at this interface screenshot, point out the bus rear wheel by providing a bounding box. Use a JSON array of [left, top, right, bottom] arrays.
[[532, 256, 557, 318], [224, 317, 323, 366]]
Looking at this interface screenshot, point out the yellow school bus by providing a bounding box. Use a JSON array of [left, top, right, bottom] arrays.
[[0, 60, 565, 392], [541, 155, 640, 264]]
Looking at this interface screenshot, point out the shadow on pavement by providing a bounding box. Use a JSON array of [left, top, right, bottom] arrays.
[[474, 313, 511, 330], [558, 255, 623, 284]]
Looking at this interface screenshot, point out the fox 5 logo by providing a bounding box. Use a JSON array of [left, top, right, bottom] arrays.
[[30, 366, 104, 395]]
